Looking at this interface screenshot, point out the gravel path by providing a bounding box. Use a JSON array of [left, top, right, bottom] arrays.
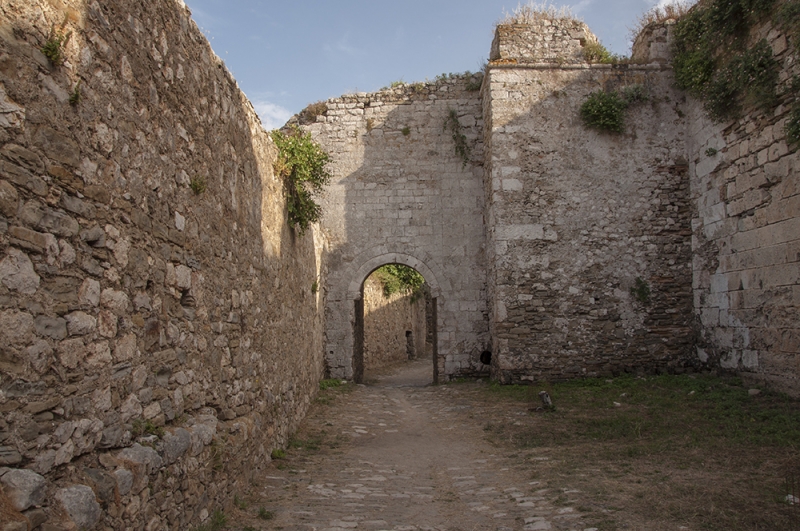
[[249, 359, 595, 531]]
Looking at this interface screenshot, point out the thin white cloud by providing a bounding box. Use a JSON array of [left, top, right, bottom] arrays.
[[251, 100, 293, 130], [571, 0, 595, 14], [323, 33, 366, 59]]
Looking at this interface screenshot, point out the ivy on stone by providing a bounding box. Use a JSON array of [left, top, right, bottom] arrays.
[[443, 109, 471, 167], [672, 0, 780, 121], [580, 90, 629, 133], [271, 126, 332, 234]]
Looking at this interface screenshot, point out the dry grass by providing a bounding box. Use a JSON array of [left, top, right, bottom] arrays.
[[629, 1, 696, 42], [497, 1, 579, 25], [474, 374, 800, 530]]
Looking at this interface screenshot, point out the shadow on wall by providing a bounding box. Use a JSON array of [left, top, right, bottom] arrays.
[[484, 62, 696, 383], [0, 0, 324, 529], [313, 79, 490, 382]]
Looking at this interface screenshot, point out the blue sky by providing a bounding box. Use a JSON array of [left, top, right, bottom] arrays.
[[183, 0, 688, 129]]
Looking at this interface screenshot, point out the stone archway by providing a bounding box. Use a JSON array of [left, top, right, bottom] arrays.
[[349, 254, 440, 384], [305, 86, 490, 382]]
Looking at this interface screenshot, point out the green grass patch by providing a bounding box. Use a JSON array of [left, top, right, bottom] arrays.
[[193, 509, 226, 531], [484, 374, 800, 450]]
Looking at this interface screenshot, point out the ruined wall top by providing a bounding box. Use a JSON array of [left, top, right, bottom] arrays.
[[631, 20, 677, 64], [489, 18, 598, 65]]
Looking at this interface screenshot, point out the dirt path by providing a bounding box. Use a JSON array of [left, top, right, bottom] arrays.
[[241, 360, 594, 531]]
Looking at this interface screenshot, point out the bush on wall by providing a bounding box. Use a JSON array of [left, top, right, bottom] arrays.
[[271, 126, 332, 234]]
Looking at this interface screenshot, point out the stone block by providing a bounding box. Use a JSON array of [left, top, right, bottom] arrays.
[[66, 311, 97, 336], [0, 161, 47, 197], [0, 248, 40, 295], [0, 468, 46, 511], [117, 443, 163, 475], [34, 126, 80, 168], [55, 485, 102, 530], [19, 201, 79, 237], [0, 180, 18, 217]]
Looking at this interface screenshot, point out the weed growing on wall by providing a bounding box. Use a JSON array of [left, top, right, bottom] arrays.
[[68, 81, 81, 106], [297, 101, 327, 125], [41, 22, 72, 66], [580, 85, 650, 133], [190, 176, 207, 195], [672, 0, 781, 121], [630, 277, 651, 303], [787, 105, 800, 148], [498, 1, 577, 24], [582, 41, 617, 64], [443, 108, 471, 166], [776, 0, 800, 52], [271, 126, 332, 234], [580, 91, 629, 132]]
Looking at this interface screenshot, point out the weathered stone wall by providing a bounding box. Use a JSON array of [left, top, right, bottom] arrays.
[[0, 0, 325, 529], [484, 27, 696, 383], [305, 79, 489, 382], [687, 18, 800, 395], [362, 277, 425, 374], [490, 19, 598, 65]]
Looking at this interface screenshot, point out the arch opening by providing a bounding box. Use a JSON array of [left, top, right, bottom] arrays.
[[353, 263, 438, 385]]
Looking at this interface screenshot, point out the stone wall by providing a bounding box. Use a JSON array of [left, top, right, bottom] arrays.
[[362, 276, 426, 374], [305, 79, 490, 382], [489, 19, 598, 65], [0, 0, 325, 529], [484, 27, 696, 383], [687, 17, 800, 395]]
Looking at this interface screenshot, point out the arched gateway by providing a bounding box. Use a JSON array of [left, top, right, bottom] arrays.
[[304, 81, 490, 381]]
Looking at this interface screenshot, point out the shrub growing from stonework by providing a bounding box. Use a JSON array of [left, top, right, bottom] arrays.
[[271, 126, 332, 234], [580, 90, 628, 133]]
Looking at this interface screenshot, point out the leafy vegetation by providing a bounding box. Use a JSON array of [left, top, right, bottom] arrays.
[[258, 507, 275, 520], [190, 176, 207, 195], [443, 108, 471, 166], [372, 264, 425, 298], [319, 378, 344, 390], [131, 419, 165, 439], [672, 0, 781, 121], [579, 90, 629, 133], [580, 85, 649, 133], [194, 510, 227, 531], [630, 277, 651, 303], [41, 23, 72, 66], [69, 81, 81, 106], [270, 448, 286, 459], [271, 126, 332, 234], [776, 0, 800, 53], [787, 105, 800, 148], [582, 41, 617, 64]]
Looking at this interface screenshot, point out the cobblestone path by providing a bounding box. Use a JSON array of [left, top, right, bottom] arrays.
[[247, 360, 595, 531]]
